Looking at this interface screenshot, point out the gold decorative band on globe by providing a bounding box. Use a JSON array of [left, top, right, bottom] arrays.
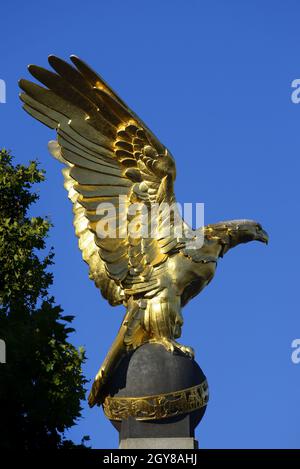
[[103, 380, 209, 421]]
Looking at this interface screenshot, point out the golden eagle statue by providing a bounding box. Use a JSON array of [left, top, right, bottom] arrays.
[[19, 55, 268, 407]]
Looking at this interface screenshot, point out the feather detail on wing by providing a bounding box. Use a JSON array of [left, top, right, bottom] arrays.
[[48, 140, 124, 305], [19, 55, 186, 303]]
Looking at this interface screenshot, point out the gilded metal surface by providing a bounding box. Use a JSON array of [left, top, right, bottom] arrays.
[[19, 55, 269, 408], [103, 381, 209, 421]]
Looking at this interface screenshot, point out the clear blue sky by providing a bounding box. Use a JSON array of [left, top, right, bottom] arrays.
[[1, 0, 300, 449]]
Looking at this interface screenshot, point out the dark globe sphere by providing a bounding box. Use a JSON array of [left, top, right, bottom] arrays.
[[104, 342, 208, 434]]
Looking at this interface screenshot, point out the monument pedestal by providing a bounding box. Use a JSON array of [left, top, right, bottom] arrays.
[[118, 415, 199, 449], [119, 437, 198, 449]]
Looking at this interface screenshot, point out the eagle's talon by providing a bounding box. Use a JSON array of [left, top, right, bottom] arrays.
[[171, 342, 194, 358], [176, 344, 195, 359], [156, 338, 194, 359]]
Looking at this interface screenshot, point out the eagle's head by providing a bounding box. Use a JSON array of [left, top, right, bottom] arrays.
[[205, 219, 269, 257], [229, 219, 269, 245]]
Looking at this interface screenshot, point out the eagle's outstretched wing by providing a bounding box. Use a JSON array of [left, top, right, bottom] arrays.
[[19, 55, 186, 304]]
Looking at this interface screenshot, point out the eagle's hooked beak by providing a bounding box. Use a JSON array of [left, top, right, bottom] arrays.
[[256, 227, 269, 245]]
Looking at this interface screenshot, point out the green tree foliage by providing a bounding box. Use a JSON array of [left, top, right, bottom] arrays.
[[0, 149, 88, 449]]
